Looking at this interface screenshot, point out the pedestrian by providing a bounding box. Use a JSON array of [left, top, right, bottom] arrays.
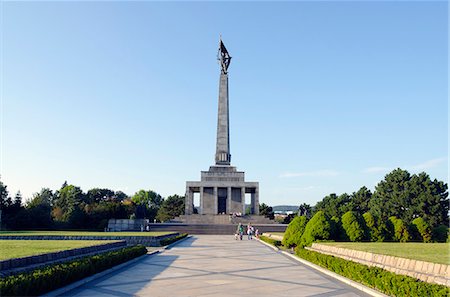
[[255, 228, 259, 239], [247, 224, 253, 240], [239, 223, 244, 240]]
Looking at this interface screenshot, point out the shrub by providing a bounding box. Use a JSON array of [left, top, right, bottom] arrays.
[[411, 217, 432, 243], [299, 211, 331, 247], [282, 216, 307, 248], [389, 216, 411, 242], [341, 211, 364, 242], [160, 233, 188, 246], [259, 235, 281, 247], [295, 248, 449, 297], [0, 245, 147, 296], [432, 225, 449, 243], [363, 212, 386, 242]]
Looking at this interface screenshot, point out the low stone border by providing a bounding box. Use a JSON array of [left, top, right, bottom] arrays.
[[0, 233, 179, 246], [257, 239, 388, 297], [309, 243, 450, 286]]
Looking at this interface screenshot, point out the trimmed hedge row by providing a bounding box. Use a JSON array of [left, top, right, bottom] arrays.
[[295, 248, 450, 297], [0, 245, 147, 296], [160, 233, 188, 246], [259, 235, 281, 247]]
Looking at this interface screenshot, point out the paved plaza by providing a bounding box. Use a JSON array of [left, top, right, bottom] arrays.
[[64, 235, 370, 296]]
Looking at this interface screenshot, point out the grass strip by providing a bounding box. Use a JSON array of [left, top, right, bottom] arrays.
[[0, 245, 147, 296], [295, 248, 449, 297], [0, 240, 120, 260]]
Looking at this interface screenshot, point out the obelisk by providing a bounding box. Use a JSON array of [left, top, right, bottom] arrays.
[[215, 38, 232, 165]]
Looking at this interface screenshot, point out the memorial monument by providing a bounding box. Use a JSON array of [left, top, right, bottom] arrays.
[[184, 39, 259, 217]]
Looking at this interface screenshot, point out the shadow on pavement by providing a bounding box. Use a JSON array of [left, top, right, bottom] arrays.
[[63, 253, 178, 296]]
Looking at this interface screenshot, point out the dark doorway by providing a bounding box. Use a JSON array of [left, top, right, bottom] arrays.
[[218, 188, 227, 214]]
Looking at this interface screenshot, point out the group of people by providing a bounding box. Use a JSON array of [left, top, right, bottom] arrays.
[[235, 223, 259, 240]]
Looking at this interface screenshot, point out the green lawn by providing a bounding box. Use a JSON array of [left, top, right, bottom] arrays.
[[0, 231, 175, 237], [0, 240, 120, 260], [321, 242, 450, 265]]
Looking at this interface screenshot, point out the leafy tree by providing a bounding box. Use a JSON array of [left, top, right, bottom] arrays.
[[411, 217, 432, 243], [86, 188, 115, 204], [282, 216, 308, 248], [259, 203, 274, 220], [156, 194, 185, 222], [341, 211, 365, 242], [300, 211, 332, 247], [131, 190, 162, 221], [53, 184, 86, 225]]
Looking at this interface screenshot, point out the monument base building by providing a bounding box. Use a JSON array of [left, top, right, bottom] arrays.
[[185, 166, 259, 215]]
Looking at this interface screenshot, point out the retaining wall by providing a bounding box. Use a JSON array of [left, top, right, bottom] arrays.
[[309, 243, 450, 286], [0, 233, 179, 247]]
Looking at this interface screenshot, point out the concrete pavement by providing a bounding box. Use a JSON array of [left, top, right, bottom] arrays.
[[63, 235, 370, 296]]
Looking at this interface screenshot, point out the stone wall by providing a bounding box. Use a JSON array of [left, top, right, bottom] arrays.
[[0, 233, 179, 247], [309, 243, 449, 286]]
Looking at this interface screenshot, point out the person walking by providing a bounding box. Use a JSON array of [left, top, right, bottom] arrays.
[[237, 223, 244, 240], [247, 224, 253, 240]]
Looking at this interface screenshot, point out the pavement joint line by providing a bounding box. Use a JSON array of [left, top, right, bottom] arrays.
[[257, 239, 388, 297], [43, 234, 191, 297]]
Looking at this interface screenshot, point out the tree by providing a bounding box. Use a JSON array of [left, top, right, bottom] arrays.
[[259, 203, 274, 220], [369, 169, 448, 228], [282, 216, 307, 248], [389, 216, 411, 242], [53, 184, 86, 226], [314, 193, 352, 218], [297, 203, 312, 219], [411, 217, 432, 243], [363, 212, 384, 242], [300, 211, 332, 247], [351, 187, 372, 214], [0, 179, 9, 210], [26, 188, 54, 228], [341, 211, 364, 242], [131, 190, 163, 221], [86, 188, 115, 204], [156, 194, 185, 222]]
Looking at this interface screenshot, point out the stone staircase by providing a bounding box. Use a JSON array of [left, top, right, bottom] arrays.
[[172, 214, 277, 225], [149, 223, 287, 235]]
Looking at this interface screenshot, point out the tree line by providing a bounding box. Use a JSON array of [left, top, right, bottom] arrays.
[[0, 181, 185, 230], [282, 168, 448, 246]]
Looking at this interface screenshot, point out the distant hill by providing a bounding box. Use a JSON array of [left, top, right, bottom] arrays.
[[272, 205, 298, 212]]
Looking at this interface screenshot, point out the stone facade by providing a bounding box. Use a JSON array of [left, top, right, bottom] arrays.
[[185, 41, 259, 217]]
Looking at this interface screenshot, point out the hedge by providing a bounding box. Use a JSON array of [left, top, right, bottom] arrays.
[[160, 233, 188, 246], [259, 235, 281, 247], [0, 245, 147, 296], [295, 248, 449, 297], [282, 216, 307, 248]]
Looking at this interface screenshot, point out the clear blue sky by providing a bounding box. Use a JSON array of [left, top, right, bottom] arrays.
[[1, 1, 448, 207]]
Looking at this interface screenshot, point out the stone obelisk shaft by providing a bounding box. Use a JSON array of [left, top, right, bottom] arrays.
[[215, 73, 231, 165]]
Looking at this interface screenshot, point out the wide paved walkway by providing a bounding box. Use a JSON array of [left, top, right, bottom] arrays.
[[65, 235, 370, 296]]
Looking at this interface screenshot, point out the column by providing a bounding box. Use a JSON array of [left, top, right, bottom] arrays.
[[213, 187, 218, 215], [200, 186, 204, 215], [254, 187, 260, 215], [185, 186, 193, 215], [241, 187, 245, 215], [227, 187, 232, 214]]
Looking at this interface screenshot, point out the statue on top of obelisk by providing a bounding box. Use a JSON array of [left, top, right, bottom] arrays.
[[218, 38, 232, 74]]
